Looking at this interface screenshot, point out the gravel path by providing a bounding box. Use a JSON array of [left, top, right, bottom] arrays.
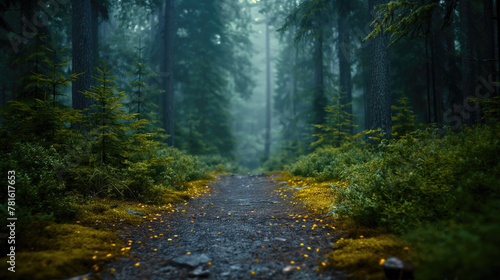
[[101, 174, 347, 280]]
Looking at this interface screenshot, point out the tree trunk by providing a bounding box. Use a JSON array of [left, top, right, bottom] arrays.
[[162, 0, 175, 146], [91, 1, 99, 63], [459, 0, 475, 126], [368, 0, 391, 136], [71, 0, 94, 111], [484, 0, 496, 98], [262, 13, 271, 160], [313, 29, 327, 130], [338, 0, 352, 133]]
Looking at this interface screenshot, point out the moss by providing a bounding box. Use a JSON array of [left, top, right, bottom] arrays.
[[0, 176, 215, 280], [0, 222, 124, 280], [326, 234, 409, 279], [276, 172, 343, 215], [277, 173, 411, 279]]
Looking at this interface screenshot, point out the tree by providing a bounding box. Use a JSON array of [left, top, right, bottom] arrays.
[[278, 0, 331, 132], [367, 0, 392, 136], [458, 0, 475, 125], [71, 0, 94, 111], [337, 0, 353, 134], [161, 0, 175, 146], [125, 44, 164, 136], [84, 62, 153, 166], [313, 93, 358, 147]]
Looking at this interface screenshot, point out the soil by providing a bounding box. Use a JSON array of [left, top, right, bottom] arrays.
[[100, 173, 347, 280]]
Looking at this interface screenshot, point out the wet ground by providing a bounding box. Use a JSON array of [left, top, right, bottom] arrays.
[[101, 174, 347, 280]]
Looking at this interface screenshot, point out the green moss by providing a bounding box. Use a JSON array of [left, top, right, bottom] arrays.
[[0, 222, 124, 280], [0, 177, 215, 280], [326, 235, 409, 279]]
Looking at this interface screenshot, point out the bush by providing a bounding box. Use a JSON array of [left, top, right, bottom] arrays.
[[336, 125, 500, 233], [289, 145, 373, 181], [0, 142, 79, 221], [155, 147, 209, 188], [408, 201, 500, 280]]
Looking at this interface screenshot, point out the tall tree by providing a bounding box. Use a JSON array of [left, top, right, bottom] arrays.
[[71, 0, 94, 111], [264, 9, 271, 161], [161, 0, 175, 146], [459, 0, 474, 125], [368, 0, 391, 136], [337, 0, 353, 134]]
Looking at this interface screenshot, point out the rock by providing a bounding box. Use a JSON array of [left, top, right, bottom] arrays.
[[282, 265, 295, 274], [63, 273, 93, 280], [278, 182, 288, 185], [274, 237, 287, 242], [188, 266, 210, 278], [156, 265, 175, 274], [126, 209, 146, 216], [294, 186, 309, 190], [170, 253, 211, 269], [383, 257, 415, 280]]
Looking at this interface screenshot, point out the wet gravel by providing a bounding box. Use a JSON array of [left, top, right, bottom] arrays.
[[101, 174, 347, 280]]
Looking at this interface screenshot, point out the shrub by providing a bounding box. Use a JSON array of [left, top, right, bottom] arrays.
[[288, 145, 373, 181], [336, 124, 500, 233], [408, 201, 500, 280], [0, 142, 79, 221]]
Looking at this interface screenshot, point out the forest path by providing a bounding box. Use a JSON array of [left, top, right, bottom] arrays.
[[101, 174, 346, 280]]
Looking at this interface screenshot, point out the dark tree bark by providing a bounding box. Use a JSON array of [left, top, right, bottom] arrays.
[[497, 0, 500, 84], [313, 29, 327, 130], [459, 0, 475, 125], [91, 0, 99, 63], [264, 12, 271, 160], [71, 0, 94, 111], [161, 0, 175, 146], [368, 0, 391, 136], [338, 0, 352, 133], [484, 0, 496, 97]]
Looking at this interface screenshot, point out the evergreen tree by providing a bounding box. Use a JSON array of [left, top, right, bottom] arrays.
[[312, 93, 358, 147], [391, 96, 416, 139], [124, 44, 164, 136], [83, 62, 157, 166], [0, 37, 82, 148]]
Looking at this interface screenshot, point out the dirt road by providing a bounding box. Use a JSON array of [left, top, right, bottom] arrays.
[[101, 174, 346, 280]]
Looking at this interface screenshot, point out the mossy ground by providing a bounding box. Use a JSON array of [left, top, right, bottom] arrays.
[[276, 172, 413, 279], [0, 177, 215, 280]]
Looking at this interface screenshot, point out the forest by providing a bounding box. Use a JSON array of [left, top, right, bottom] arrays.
[[0, 0, 499, 279]]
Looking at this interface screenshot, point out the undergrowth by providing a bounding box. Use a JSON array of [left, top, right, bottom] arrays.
[[284, 123, 500, 279]]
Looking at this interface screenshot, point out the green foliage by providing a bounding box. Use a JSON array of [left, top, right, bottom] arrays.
[[391, 96, 416, 139], [289, 145, 373, 181], [0, 37, 83, 149], [83, 62, 155, 166], [313, 94, 359, 147], [475, 94, 500, 123], [336, 124, 500, 233], [124, 45, 164, 136], [408, 203, 500, 280], [365, 1, 442, 44], [0, 142, 81, 222]]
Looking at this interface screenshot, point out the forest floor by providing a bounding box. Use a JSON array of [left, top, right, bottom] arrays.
[[98, 173, 348, 280]]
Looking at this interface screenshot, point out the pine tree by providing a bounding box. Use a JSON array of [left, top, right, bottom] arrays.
[[0, 36, 82, 148], [391, 96, 416, 139], [312, 93, 358, 147], [83, 62, 157, 166], [125, 44, 164, 137]]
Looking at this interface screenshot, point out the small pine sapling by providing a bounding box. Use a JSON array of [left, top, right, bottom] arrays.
[[391, 96, 416, 139], [312, 92, 358, 147]]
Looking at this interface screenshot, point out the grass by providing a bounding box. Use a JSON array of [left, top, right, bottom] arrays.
[[0, 177, 215, 280]]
